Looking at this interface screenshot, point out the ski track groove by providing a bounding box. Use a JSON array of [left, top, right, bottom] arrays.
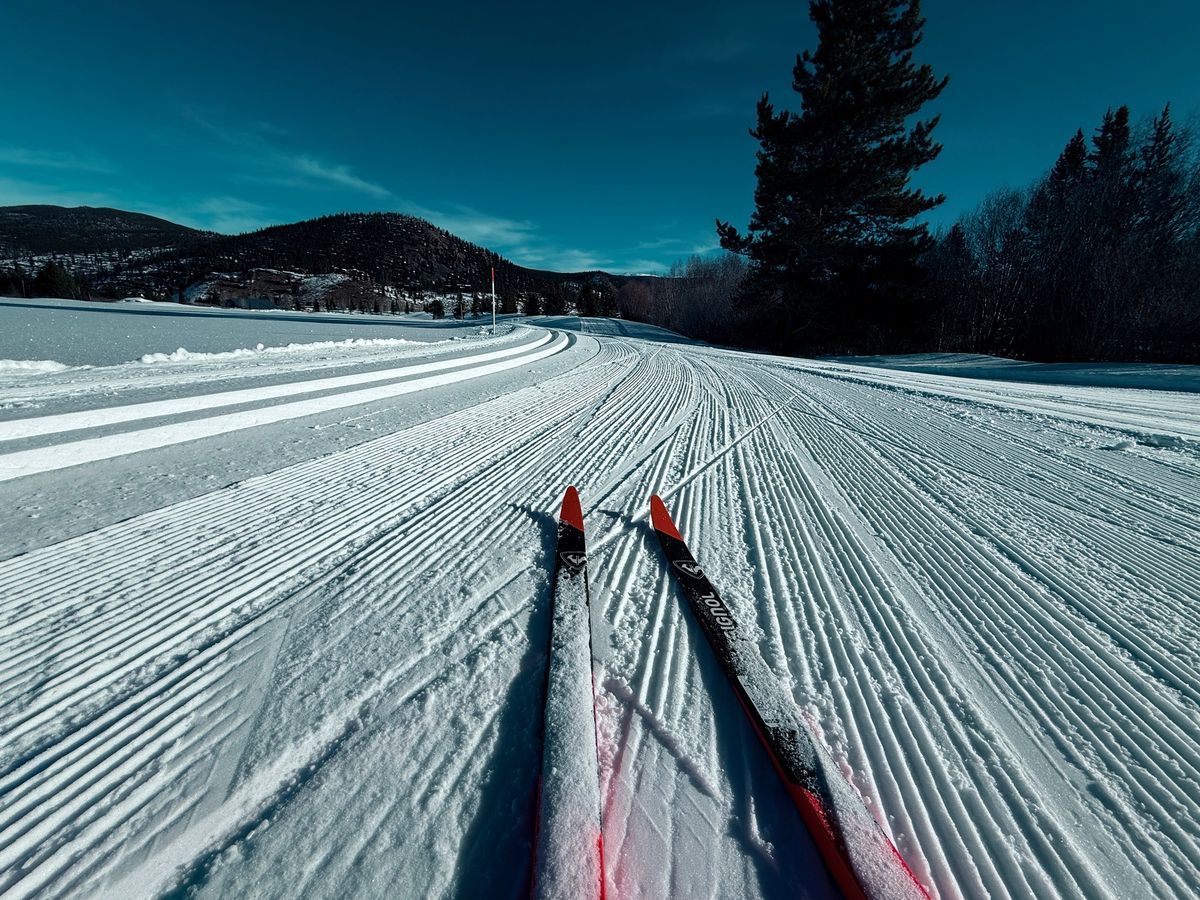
[[760, 423, 1054, 897], [770, 376, 1200, 894], [1, 326, 1197, 898]]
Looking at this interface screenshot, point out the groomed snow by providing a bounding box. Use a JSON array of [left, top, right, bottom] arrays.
[[0, 312, 1197, 899]]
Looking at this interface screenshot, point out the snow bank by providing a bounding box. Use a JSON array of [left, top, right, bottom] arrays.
[[0, 359, 74, 377], [137, 337, 439, 365]]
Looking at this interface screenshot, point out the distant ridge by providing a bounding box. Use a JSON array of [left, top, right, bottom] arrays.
[[0, 205, 648, 313], [0, 205, 207, 255]]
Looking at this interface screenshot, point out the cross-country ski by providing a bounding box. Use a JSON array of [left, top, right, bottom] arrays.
[[532, 486, 606, 900], [650, 494, 929, 900]]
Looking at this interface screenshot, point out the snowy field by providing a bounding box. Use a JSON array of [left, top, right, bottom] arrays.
[[0, 298, 508, 367], [834, 351, 1200, 393], [1, 305, 1198, 899]]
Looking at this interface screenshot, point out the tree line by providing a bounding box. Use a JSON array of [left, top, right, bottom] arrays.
[[7, 1, 1198, 363], [623, 0, 1198, 363], [925, 105, 1200, 361], [0, 261, 85, 301]]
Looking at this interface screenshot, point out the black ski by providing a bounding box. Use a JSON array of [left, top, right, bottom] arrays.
[[650, 494, 927, 900]]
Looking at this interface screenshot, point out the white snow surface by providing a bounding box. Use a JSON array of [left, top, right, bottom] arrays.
[[0, 359, 74, 377], [833, 351, 1200, 393], [136, 337, 435, 365], [0, 313, 1198, 899], [0, 297, 507, 367]]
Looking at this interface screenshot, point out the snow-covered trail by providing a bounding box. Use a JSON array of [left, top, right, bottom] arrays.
[[1, 319, 1197, 899]]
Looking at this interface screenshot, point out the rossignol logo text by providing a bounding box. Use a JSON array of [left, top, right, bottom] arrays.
[[696, 591, 736, 631]]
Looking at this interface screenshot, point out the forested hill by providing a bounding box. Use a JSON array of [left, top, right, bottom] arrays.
[[184, 213, 563, 295], [0, 205, 208, 255], [0, 206, 638, 313]]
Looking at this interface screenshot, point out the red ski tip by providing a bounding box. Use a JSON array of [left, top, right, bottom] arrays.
[[559, 485, 585, 532], [649, 495, 683, 541]]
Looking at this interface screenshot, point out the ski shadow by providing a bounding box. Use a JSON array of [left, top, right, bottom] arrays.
[[637, 519, 837, 900], [451, 504, 557, 900]]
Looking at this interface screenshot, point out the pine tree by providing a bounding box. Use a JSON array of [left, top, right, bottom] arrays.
[[543, 284, 566, 316], [1024, 130, 1090, 271], [596, 285, 618, 318], [0, 268, 23, 297], [1125, 104, 1199, 357], [11, 264, 27, 298], [1135, 105, 1189, 251], [1020, 127, 1102, 360], [577, 283, 598, 317], [924, 222, 976, 347], [1050, 130, 1088, 192], [718, 0, 947, 351], [1090, 107, 1134, 173], [31, 261, 80, 300], [1088, 106, 1138, 236]]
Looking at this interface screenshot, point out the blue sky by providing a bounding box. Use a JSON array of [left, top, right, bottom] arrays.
[[1, 0, 1198, 273]]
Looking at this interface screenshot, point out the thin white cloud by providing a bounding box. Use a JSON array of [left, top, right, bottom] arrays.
[[184, 110, 278, 149], [185, 196, 276, 233], [609, 229, 725, 274], [395, 199, 615, 272], [613, 258, 672, 275], [0, 146, 114, 174], [634, 236, 685, 251], [0, 175, 115, 209], [400, 201, 538, 247], [398, 202, 723, 274], [176, 112, 633, 270], [516, 247, 613, 272], [185, 110, 391, 199], [230, 153, 392, 199], [287, 156, 391, 199], [0, 174, 276, 236]]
